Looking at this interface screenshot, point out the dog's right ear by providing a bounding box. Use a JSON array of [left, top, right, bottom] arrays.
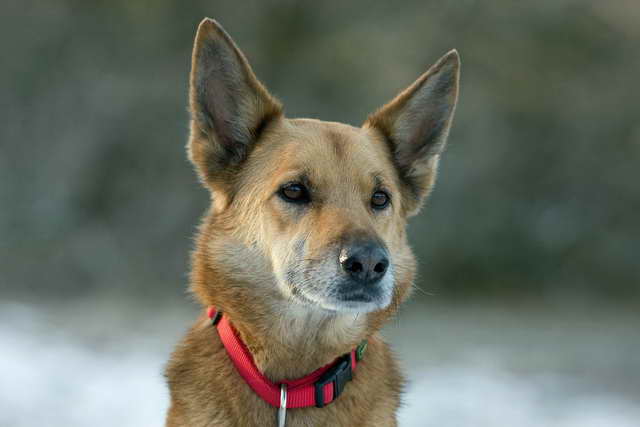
[[365, 50, 460, 216], [188, 18, 283, 188]]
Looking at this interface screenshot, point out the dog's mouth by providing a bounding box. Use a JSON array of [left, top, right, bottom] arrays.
[[277, 243, 395, 314], [321, 281, 394, 313], [283, 274, 394, 314]]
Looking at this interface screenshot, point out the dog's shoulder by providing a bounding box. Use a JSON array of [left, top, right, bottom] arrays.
[[165, 315, 274, 426]]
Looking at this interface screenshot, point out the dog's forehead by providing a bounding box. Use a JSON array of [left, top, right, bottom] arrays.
[[264, 118, 395, 185]]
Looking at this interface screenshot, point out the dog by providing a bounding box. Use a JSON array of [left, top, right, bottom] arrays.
[[165, 18, 460, 427]]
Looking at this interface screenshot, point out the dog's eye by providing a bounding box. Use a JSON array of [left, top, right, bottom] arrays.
[[371, 191, 390, 210], [279, 183, 310, 204]]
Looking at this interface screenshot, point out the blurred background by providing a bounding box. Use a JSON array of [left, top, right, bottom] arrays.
[[1, 1, 639, 426]]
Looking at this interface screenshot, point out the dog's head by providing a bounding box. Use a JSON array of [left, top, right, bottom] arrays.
[[188, 19, 459, 315]]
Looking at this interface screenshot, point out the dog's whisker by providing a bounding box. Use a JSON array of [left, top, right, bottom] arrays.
[[412, 282, 433, 296]]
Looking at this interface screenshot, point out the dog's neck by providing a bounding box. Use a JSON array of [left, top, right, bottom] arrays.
[[222, 295, 368, 381]]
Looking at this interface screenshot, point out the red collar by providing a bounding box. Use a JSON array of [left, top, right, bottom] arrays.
[[207, 307, 366, 409]]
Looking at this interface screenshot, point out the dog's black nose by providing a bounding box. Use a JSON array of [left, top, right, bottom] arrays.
[[340, 241, 389, 285]]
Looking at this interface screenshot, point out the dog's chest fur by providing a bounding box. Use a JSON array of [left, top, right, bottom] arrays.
[[165, 317, 402, 427]]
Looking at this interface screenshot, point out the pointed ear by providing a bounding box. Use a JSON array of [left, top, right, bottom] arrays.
[[188, 18, 283, 186], [365, 50, 460, 215]]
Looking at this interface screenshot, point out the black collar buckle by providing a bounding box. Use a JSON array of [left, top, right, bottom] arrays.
[[314, 354, 353, 408], [210, 310, 223, 326]]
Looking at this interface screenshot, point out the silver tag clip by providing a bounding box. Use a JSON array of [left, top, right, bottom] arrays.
[[278, 383, 287, 427]]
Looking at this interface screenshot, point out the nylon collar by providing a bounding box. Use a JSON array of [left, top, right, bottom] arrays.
[[207, 307, 367, 408]]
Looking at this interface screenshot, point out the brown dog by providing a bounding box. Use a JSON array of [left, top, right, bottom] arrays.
[[165, 18, 460, 427]]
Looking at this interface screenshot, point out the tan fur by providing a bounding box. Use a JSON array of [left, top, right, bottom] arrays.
[[165, 18, 460, 427]]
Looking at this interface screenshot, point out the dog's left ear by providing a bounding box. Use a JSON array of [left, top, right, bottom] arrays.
[[365, 50, 460, 216], [188, 18, 283, 188]]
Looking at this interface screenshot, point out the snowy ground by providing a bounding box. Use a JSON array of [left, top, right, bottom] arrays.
[[1, 298, 639, 426]]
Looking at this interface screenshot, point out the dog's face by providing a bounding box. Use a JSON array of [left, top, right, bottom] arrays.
[[188, 19, 459, 314], [240, 119, 405, 312]]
